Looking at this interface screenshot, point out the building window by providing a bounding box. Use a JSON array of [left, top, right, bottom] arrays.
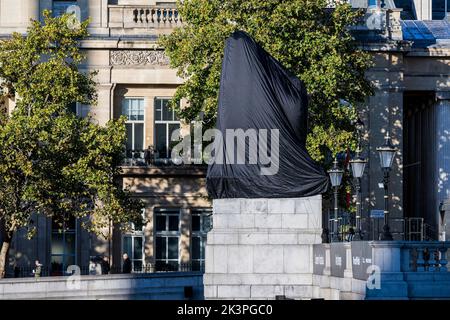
[[432, 0, 450, 20], [154, 208, 180, 271], [154, 98, 180, 160], [122, 236, 144, 272], [51, 215, 76, 276], [191, 209, 212, 272], [52, 1, 77, 17], [393, 0, 416, 20], [122, 208, 145, 272], [122, 98, 145, 159]]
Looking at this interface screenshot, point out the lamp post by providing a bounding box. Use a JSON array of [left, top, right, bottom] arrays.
[[350, 150, 367, 240], [376, 132, 397, 241], [328, 158, 344, 242]]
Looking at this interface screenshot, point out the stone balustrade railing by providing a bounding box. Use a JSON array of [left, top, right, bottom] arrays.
[[314, 241, 450, 278], [401, 242, 449, 272], [313, 241, 450, 299], [108, 5, 182, 29]]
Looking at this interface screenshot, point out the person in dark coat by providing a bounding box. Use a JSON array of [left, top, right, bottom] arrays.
[[101, 256, 111, 275], [122, 253, 132, 274], [14, 264, 20, 278], [144, 146, 154, 165]]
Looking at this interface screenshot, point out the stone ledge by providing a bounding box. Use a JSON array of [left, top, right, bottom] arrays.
[[204, 284, 314, 300], [204, 273, 313, 286], [0, 273, 204, 300], [207, 231, 321, 245]]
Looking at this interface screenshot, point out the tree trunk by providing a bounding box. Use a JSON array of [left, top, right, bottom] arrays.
[[0, 239, 11, 279]]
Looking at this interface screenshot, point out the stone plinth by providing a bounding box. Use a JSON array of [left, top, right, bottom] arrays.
[[204, 196, 322, 300]]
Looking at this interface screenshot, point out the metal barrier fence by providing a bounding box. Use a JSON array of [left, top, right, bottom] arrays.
[[325, 212, 440, 242], [5, 262, 204, 279]]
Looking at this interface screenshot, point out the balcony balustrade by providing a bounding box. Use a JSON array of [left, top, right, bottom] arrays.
[[401, 242, 449, 272], [108, 5, 182, 30]]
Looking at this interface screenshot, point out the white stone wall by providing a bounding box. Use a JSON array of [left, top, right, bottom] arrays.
[[204, 196, 323, 300], [0, 272, 203, 300]]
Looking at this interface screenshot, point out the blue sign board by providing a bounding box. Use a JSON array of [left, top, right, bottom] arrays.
[[370, 209, 384, 219]]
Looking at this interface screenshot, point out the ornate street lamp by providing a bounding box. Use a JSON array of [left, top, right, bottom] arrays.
[[350, 149, 367, 240], [376, 132, 397, 241], [328, 158, 344, 242]]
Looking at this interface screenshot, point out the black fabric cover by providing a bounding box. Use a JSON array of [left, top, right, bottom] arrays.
[[206, 31, 329, 199]]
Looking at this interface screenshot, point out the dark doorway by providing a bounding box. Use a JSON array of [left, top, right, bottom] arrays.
[[403, 91, 438, 240]]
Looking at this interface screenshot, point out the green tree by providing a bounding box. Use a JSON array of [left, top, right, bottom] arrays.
[[0, 11, 142, 278], [160, 0, 373, 163]]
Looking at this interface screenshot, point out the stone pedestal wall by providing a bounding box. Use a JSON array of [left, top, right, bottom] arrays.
[[204, 196, 323, 300]]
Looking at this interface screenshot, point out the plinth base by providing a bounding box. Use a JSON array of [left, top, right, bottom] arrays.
[[204, 196, 323, 300]]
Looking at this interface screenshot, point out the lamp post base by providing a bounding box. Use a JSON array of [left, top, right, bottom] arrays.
[[381, 224, 393, 241]]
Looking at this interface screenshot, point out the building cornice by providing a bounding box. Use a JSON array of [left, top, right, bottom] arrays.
[[79, 38, 160, 50], [120, 165, 208, 177]]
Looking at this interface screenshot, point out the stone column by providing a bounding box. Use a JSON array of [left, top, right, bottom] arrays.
[[363, 51, 404, 240], [204, 196, 323, 300], [92, 83, 115, 126], [435, 93, 450, 240], [441, 199, 450, 241], [412, 0, 432, 20]]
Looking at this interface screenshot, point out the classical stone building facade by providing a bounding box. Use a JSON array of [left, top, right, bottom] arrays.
[[0, 0, 450, 277], [353, 1, 450, 241], [0, 0, 211, 276]]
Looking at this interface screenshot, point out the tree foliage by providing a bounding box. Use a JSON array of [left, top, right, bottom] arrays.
[[0, 11, 142, 277], [160, 0, 373, 163]]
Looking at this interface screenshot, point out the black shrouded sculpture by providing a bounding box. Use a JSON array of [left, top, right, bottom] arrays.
[[207, 31, 329, 199]]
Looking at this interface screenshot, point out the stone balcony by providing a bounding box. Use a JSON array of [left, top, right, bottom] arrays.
[[108, 4, 182, 33]]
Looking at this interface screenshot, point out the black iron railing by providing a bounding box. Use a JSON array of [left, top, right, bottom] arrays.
[[4, 262, 204, 279]]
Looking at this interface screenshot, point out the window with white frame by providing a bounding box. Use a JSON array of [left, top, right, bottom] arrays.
[[122, 98, 145, 159], [154, 208, 180, 271], [52, 1, 77, 17], [122, 235, 144, 272], [191, 209, 212, 272], [122, 208, 145, 272], [154, 98, 180, 159]]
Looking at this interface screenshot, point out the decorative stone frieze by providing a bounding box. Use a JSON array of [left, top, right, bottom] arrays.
[[110, 50, 170, 66]]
